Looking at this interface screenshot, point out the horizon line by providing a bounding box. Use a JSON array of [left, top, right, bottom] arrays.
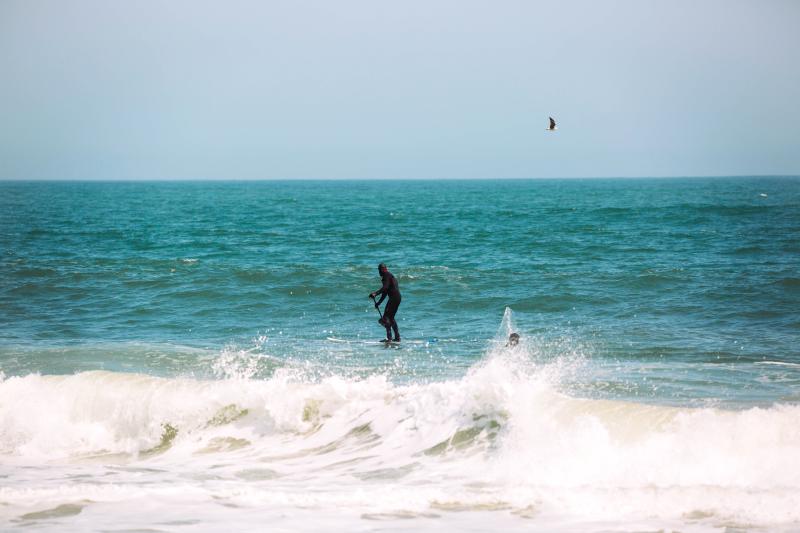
[[1, 175, 799, 183]]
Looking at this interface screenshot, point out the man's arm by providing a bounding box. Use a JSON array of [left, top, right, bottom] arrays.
[[375, 290, 387, 306], [370, 276, 390, 305]]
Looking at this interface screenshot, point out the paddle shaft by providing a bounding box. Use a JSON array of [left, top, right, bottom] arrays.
[[370, 295, 384, 320]]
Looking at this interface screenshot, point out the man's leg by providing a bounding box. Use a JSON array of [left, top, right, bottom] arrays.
[[385, 300, 400, 341], [381, 301, 393, 340]]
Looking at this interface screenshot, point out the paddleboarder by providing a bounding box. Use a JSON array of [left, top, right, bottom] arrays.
[[370, 263, 401, 342]]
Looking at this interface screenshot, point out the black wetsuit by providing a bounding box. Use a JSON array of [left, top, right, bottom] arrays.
[[375, 271, 401, 340]]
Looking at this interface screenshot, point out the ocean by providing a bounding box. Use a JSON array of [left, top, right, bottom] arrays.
[[1, 178, 799, 532]]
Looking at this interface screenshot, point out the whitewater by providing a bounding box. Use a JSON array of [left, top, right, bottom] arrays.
[[1, 311, 798, 532]]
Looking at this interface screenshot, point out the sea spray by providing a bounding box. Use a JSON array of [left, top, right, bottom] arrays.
[[2, 363, 800, 529]]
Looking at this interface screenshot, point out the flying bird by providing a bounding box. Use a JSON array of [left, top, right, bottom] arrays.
[[547, 117, 557, 131]]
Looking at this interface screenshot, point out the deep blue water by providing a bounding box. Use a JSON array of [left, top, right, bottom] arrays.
[[1, 178, 799, 406]]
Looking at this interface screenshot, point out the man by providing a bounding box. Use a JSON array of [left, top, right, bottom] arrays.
[[369, 263, 401, 342]]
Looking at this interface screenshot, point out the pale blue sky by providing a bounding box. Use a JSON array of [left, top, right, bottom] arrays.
[[1, 0, 798, 179]]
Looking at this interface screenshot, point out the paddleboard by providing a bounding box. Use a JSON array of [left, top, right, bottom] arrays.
[[326, 337, 428, 345]]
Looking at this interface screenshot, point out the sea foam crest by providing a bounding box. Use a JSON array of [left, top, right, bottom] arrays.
[[2, 329, 800, 526], [0, 342, 797, 488]]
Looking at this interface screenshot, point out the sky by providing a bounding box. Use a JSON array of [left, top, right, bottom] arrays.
[[1, 0, 798, 180]]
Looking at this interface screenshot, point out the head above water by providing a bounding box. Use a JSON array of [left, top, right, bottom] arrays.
[[378, 263, 387, 274], [508, 333, 520, 346]]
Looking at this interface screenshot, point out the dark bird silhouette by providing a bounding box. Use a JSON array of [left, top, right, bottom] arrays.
[[548, 117, 557, 131]]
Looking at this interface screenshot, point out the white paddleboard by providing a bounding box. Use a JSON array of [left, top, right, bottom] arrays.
[[326, 337, 427, 345]]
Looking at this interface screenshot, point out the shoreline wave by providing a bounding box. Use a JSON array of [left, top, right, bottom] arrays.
[[2, 350, 800, 530]]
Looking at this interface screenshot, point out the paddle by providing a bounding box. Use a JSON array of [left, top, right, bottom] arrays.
[[370, 295, 384, 324]]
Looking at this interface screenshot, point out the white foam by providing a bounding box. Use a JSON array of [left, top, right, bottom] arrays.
[[2, 325, 800, 530], [756, 360, 800, 368]]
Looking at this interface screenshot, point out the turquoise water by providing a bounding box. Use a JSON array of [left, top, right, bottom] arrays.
[[2, 178, 800, 532], [2, 178, 798, 403]]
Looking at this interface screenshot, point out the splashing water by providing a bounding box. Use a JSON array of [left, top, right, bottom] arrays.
[[1, 313, 799, 532]]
